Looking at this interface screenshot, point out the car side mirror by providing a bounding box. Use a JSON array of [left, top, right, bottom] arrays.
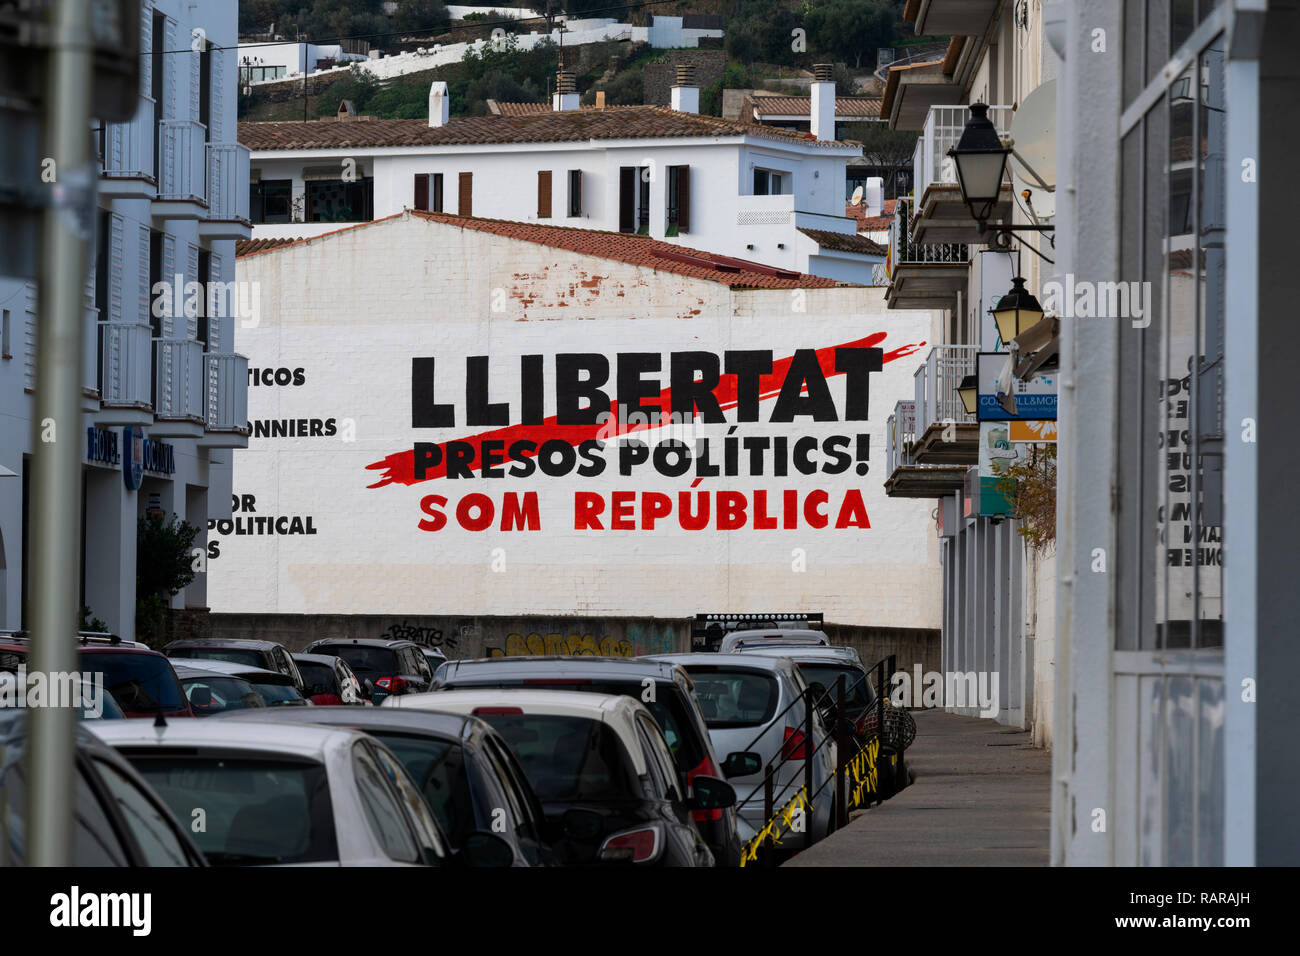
[[687, 775, 736, 811], [720, 751, 762, 779], [463, 831, 515, 868]]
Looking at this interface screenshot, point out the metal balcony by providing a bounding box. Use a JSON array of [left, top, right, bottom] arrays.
[[911, 104, 1014, 243], [884, 197, 970, 310], [95, 321, 154, 426], [202, 352, 250, 448], [884, 399, 968, 499], [98, 99, 156, 199], [910, 344, 979, 464], [201, 142, 252, 240], [156, 120, 208, 213], [152, 337, 205, 437]]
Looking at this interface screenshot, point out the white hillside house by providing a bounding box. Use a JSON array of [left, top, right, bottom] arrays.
[[241, 65, 882, 284]]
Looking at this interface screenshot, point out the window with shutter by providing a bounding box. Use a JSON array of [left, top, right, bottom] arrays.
[[568, 169, 582, 217], [210, 44, 223, 142], [458, 172, 472, 216], [186, 242, 199, 340], [414, 174, 429, 211], [432, 173, 443, 212], [677, 165, 690, 233], [208, 252, 222, 351], [537, 170, 552, 218], [619, 167, 635, 232]]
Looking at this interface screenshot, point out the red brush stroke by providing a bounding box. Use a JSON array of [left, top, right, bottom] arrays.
[[365, 333, 926, 488]]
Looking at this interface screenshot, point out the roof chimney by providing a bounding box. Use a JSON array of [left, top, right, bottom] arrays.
[[865, 177, 884, 219], [429, 80, 449, 127], [553, 70, 579, 111], [671, 63, 698, 114], [811, 63, 835, 141]]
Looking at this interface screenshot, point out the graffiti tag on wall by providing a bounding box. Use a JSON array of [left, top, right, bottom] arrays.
[[487, 633, 634, 658]]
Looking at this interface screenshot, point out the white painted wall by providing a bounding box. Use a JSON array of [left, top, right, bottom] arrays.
[[213, 212, 940, 628]]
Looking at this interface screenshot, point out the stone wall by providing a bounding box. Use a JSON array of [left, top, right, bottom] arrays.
[[642, 49, 727, 106]]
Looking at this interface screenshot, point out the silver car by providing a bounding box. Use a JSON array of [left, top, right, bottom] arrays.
[[86, 719, 484, 866], [647, 652, 837, 849], [717, 629, 831, 654]]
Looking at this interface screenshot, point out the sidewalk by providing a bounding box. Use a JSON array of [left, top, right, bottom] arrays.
[[784, 710, 1051, 866]]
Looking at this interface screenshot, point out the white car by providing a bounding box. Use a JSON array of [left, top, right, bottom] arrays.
[[86, 718, 470, 866], [386, 689, 731, 866], [717, 628, 831, 654]]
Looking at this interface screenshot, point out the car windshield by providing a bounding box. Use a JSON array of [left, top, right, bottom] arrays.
[[126, 755, 337, 865], [182, 675, 268, 716], [318, 645, 399, 678], [687, 670, 779, 728], [80, 652, 186, 714], [373, 733, 476, 847], [170, 647, 267, 669], [797, 664, 875, 708], [477, 714, 641, 803]]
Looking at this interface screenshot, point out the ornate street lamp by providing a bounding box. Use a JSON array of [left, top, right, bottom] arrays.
[[947, 103, 1009, 223], [990, 276, 1045, 347], [957, 375, 978, 416]]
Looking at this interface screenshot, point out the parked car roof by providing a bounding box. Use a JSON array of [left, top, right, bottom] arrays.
[[88, 715, 358, 759], [171, 658, 295, 683], [717, 629, 830, 653], [292, 652, 351, 667], [646, 651, 804, 674], [165, 638, 286, 650], [216, 704, 473, 739], [733, 645, 863, 665], [307, 637, 427, 649], [435, 655, 688, 684]]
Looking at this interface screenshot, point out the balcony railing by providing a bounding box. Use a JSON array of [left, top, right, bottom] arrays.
[[889, 198, 969, 265], [736, 193, 795, 226], [206, 142, 251, 223], [912, 104, 1014, 202], [914, 344, 979, 432], [154, 337, 205, 423], [158, 120, 207, 204], [102, 114, 154, 182], [205, 352, 250, 434], [886, 400, 919, 474], [98, 322, 153, 409]]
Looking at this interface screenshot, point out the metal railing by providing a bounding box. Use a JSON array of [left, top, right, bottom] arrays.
[[158, 120, 207, 203], [889, 197, 969, 265], [205, 352, 250, 433], [98, 322, 153, 408], [206, 142, 251, 222], [886, 400, 919, 474], [102, 112, 154, 181], [913, 103, 1014, 201], [914, 343, 978, 431], [153, 337, 205, 422]]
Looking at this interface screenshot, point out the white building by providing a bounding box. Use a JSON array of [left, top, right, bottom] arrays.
[[240, 65, 884, 285], [0, 0, 250, 640], [209, 210, 940, 659], [235, 42, 368, 85]]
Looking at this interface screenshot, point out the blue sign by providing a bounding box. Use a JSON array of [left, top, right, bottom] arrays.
[[86, 427, 120, 466], [142, 437, 175, 476], [976, 352, 1058, 421], [123, 426, 144, 491]]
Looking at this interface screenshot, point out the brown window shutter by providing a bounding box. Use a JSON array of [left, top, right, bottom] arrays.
[[619, 167, 635, 232], [538, 170, 552, 218], [677, 166, 690, 233], [458, 171, 472, 217], [432, 173, 443, 212], [569, 169, 582, 216], [414, 174, 428, 211]]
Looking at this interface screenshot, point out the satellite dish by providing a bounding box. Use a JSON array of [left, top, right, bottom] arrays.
[[850, 185, 864, 206], [1009, 79, 1056, 219]]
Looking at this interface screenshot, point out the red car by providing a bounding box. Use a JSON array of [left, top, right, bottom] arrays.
[[0, 637, 193, 718]]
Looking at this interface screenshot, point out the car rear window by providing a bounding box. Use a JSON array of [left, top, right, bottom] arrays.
[[81, 651, 186, 713], [684, 669, 779, 728], [452, 677, 706, 773], [476, 714, 641, 803], [796, 664, 876, 708], [126, 756, 337, 865], [296, 661, 335, 693], [374, 734, 475, 847], [246, 679, 307, 707], [317, 645, 400, 678], [182, 676, 267, 716], [169, 647, 268, 669]]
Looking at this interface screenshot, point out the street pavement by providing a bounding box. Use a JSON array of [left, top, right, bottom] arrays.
[[783, 710, 1052, 866]]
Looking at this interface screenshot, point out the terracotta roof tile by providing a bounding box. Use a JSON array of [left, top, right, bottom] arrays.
[[748, 95, 882, 119], [238, 211, 847, 289], [796, 227, 887, 256], [238, 105, 860, 152], [487, 100, 550, 117], [846, 199, 897, 231], [235, 236, 301, 255]]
